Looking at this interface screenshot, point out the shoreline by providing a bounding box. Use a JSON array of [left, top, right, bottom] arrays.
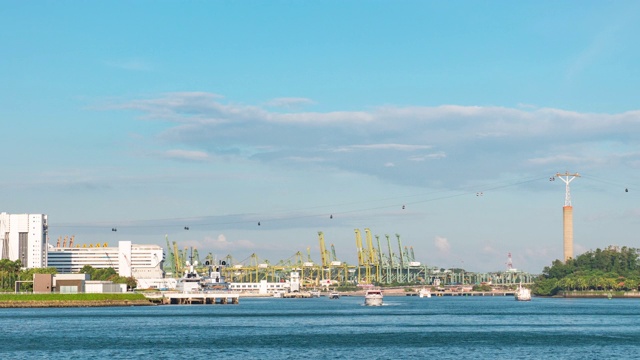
[[0, 299, 154, 308], [555, 291, 640, 299]]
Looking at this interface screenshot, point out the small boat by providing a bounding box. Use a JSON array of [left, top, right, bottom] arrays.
[[419, 287, 431, 298], [329, 291, 340, 299], [310, 290, 321, 298], [514, 283, 531, 301], [364, 289, 383, 306]]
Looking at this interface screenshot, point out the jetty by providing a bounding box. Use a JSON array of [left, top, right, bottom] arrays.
[[145, 292, 239, 305]]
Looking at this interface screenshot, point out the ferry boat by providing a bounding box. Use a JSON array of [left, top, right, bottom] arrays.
[[515, 283, 531, 301], [364, 289, 383, 306], [419, 287, 431, 298]]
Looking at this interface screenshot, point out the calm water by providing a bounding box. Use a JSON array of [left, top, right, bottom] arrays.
[[1, 295, 639, 359]]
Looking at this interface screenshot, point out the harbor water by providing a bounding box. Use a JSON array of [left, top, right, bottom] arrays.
[[2, 295, 639, 359]]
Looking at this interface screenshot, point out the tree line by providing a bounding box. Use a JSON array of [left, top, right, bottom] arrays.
[[533, 246, 640, 296]]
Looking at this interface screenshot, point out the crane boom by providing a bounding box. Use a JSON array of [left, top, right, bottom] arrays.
[[318, 231, 330, 267], [396, 234, 404, 267], [364, 228, 376, 265], [354, 229, 364, 266]]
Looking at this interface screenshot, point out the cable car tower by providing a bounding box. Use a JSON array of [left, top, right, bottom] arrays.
[[554, 171, 580, 262]]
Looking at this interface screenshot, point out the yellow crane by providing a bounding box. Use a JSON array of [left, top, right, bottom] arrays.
[[172, 241, 182, 275], [354, 229, 370, 284], [364, 228, 379, 284], [317, 231, 330, 268]]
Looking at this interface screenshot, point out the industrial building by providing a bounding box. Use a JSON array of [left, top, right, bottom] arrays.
[[33, 273, 127, 293], [47, 240, 164, 279], [0, 213, 48, 268]]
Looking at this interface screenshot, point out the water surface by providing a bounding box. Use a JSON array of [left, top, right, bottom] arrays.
[[1, 295, 638, 359]]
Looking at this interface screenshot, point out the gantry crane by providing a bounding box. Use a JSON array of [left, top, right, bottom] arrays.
[[364, 228, 379, 284], [164, 235, 175, 276], [354, 229, 372, 284], [317, 231, 330, 268]]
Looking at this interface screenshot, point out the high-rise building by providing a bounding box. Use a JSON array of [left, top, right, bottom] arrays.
[[0, 212, 48, 268]]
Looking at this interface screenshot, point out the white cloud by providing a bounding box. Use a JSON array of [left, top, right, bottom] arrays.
[[408, 152, 446, 162], [110, 92, 640, 189], [265, 97, 315, 108], [162, 149, 210, 162], [434, 236, 450, 253], [334, 144, 433, 152], [200, 234, 256, 251]]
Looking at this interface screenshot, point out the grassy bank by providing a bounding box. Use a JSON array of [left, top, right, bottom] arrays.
[[0, 293, 146, 301], [0, 293, 152, 307]]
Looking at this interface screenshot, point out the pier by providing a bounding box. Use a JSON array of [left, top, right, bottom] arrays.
[[145, 292, 239, 305]]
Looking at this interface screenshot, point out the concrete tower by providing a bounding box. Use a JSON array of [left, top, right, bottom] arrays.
[[555, 172, 580, 262]]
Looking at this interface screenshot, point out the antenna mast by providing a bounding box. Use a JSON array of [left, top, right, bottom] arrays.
[[506, 252, 513, 271], [555, 171, 580, 206]]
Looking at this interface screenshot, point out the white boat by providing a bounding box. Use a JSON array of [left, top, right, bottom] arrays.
[[273, 290, 285, 298], [364, 289, 383, 306], [515, 283, 531, 301], [310, 289, 321, 298], [419, 287, 431, 298], [329, 291, 340, 299], [176, 260, 202, 293]]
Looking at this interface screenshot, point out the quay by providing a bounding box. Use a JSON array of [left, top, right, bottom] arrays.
[[145, 292, 239, 305]]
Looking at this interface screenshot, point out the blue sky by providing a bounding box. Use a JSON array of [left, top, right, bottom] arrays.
[[2, 1, 640, 273]]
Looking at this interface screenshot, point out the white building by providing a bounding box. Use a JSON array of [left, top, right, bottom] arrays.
[[0, 213, 48, 268], [47, 240, 164, 278]]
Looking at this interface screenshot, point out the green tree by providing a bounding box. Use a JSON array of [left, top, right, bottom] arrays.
[[624, 278, 638, 291], [532, 277, 558, 296]]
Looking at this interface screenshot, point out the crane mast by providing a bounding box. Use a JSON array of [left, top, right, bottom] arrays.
[[354, 229, 370, 284], [365, 228, 378, 283], [317, 231, 330, 268], [385, 234, 394, 269]]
